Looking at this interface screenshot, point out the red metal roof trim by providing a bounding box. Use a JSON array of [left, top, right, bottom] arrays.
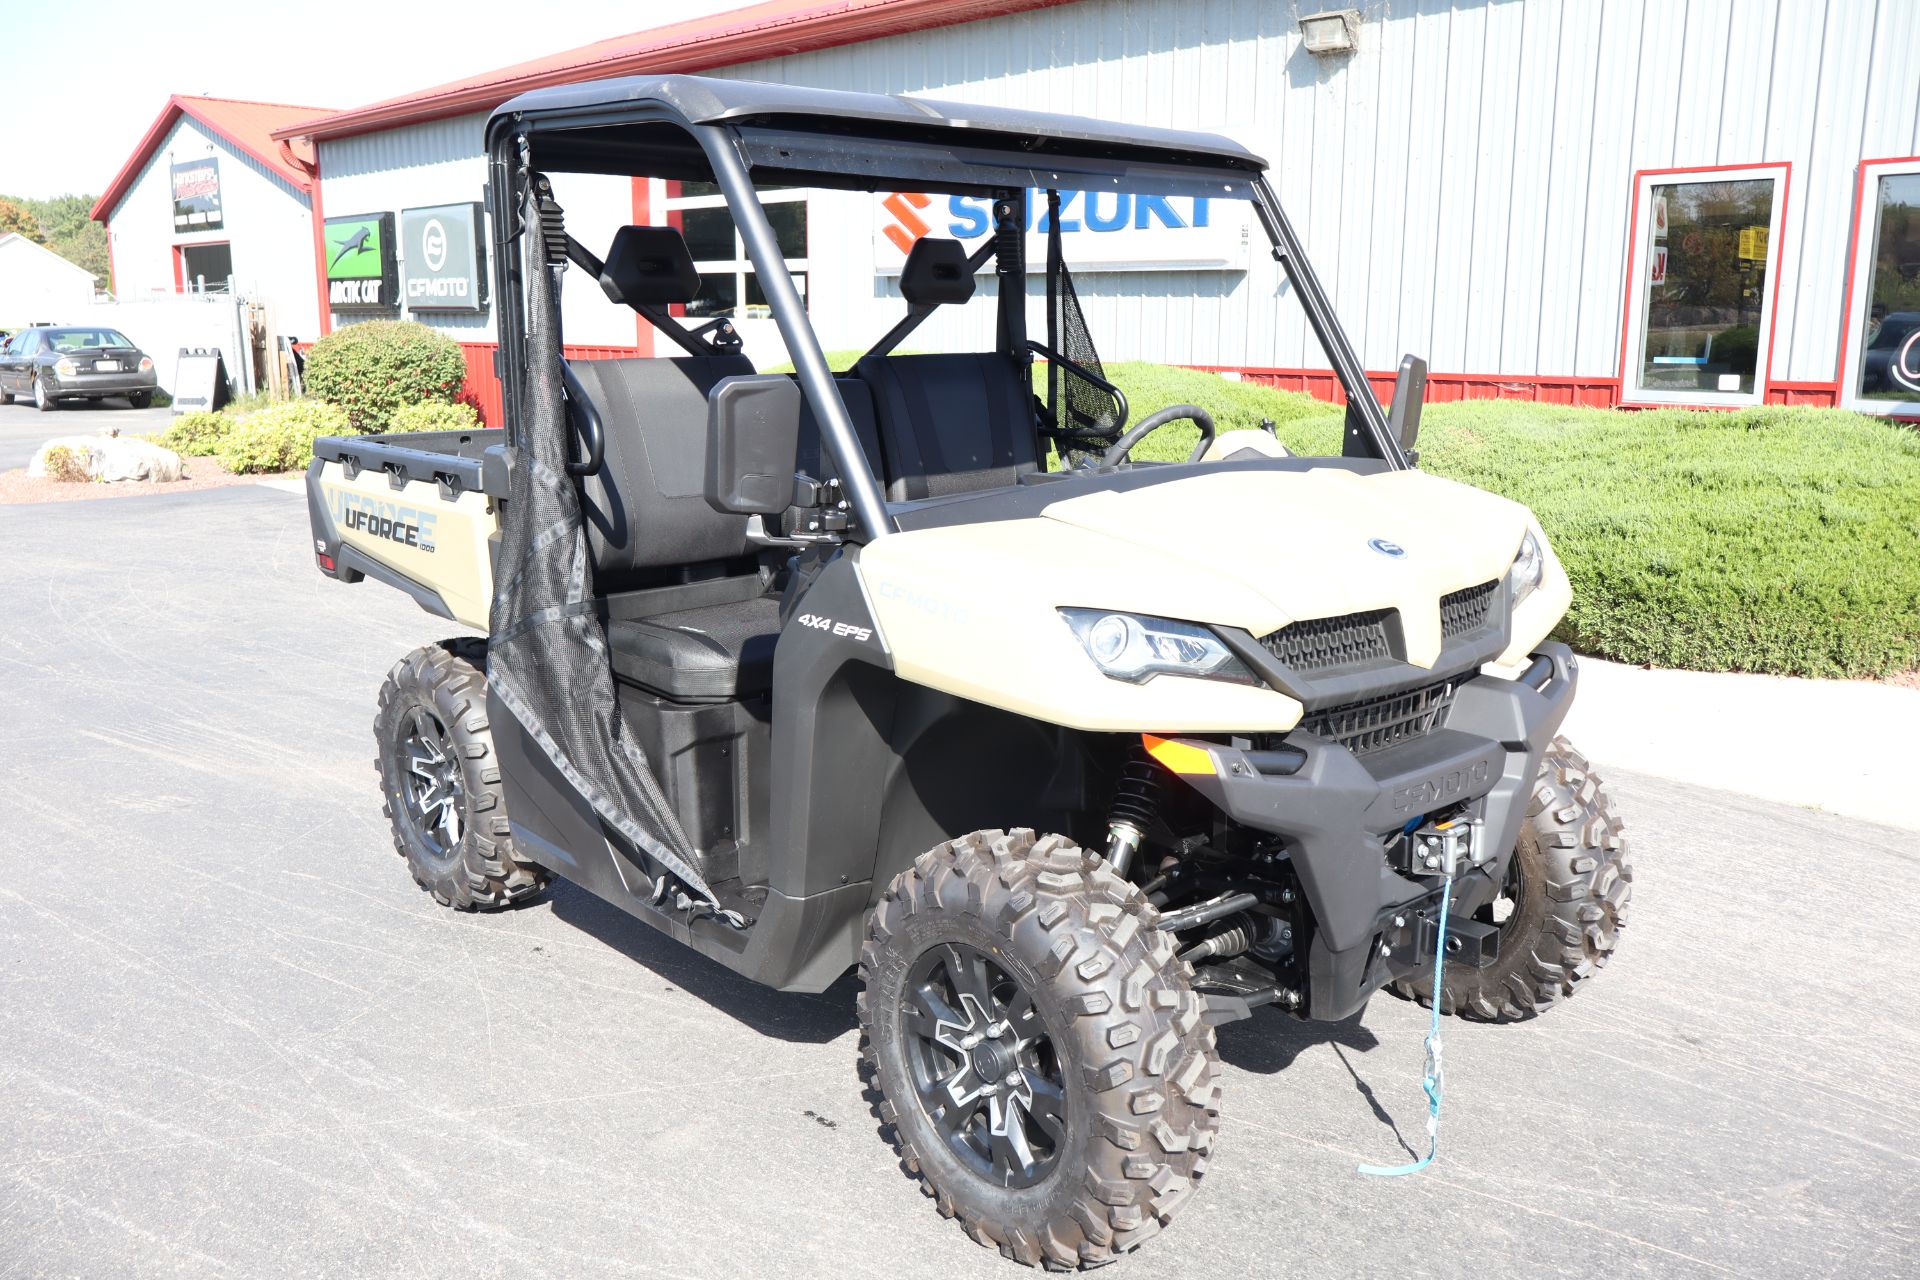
[[91, 96, 329, 224], [270, 0, 1076, 144]]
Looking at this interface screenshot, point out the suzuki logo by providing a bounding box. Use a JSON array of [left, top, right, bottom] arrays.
[[881, 192, 933, 254], [1369, 538, 1406, 558]]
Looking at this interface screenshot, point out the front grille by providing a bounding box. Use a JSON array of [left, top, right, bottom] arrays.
[[1440, 580, 1500, 638], [1299, 676, 1463, 756], [1261, 608, 1394, 672]]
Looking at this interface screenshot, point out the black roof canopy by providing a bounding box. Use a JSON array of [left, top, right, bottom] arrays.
[[489, 73, 1267, 196]]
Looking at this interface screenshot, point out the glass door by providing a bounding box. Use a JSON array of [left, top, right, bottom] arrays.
[[1622, 166, 1786, 407], [1841, 161, 1920, 417]]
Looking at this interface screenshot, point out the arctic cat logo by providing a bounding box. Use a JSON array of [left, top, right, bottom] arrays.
[[796, 613, 873, 642], [331, 491, 438, 552]]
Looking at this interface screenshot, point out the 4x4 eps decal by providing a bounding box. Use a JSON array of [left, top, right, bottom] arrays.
[[796, 613, 872, 643]]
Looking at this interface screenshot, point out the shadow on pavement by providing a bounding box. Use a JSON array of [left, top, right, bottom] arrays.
[[544, 877, 860, 1045]]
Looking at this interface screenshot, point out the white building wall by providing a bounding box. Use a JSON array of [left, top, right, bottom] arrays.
[[318, 114, 638, 348], [104, 115, 321, 340], [716, 0, 1920, 386], [0, 236, 95, 324]]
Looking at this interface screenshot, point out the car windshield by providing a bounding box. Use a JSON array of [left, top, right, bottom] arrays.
[[46, 328, 136, 350]]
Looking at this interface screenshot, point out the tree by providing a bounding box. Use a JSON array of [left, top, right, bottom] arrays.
[[0, 198, 44, 245]]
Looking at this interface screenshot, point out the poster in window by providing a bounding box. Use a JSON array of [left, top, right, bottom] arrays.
[[171, 158, 222, 232]]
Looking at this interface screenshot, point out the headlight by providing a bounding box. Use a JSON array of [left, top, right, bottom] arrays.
[[1510, 529, 1546, 605], [1059, 609, 1257, 685], [53, 358, 78, 377]]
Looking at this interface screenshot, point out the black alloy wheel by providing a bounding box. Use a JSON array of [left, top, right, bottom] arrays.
[[901, 941, 1069, 1189], [398, 706, 465, 867]]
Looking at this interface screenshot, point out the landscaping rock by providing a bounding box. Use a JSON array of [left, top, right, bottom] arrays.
[[27, 435, 183, 483]]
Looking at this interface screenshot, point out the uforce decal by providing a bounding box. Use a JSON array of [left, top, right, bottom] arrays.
[[796, 613, 873, 643], [330, 490, 439, 552]]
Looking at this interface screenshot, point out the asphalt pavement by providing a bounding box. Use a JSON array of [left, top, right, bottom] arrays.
[[0, 398, 176, 470], [2, 486, 1915, 1279]]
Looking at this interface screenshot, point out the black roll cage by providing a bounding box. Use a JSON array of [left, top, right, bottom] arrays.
[[485, 79, 1409, 543]]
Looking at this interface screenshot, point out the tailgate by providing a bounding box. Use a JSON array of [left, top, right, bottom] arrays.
[[306, 433, 506, 630]]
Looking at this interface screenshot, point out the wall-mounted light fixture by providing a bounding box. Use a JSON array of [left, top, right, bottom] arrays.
[[1299, 9, 1360, 55]]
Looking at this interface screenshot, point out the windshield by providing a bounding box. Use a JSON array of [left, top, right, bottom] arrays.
[[46, 328, 136, 350]]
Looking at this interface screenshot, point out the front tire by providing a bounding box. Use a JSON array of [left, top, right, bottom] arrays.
[[1393, 736, 1630, 1021], [374, 638, 549, 910], [860, 830, 1219, 1269]]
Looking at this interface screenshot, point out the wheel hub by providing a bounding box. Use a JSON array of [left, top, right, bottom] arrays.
[[400, 708, 464, 860], [901, 942, 1069, 1189]]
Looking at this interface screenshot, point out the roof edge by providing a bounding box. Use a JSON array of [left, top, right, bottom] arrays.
[[0, 232, 99, 279], [271, 0, 1075, 145], [92, 96, 320, 225]]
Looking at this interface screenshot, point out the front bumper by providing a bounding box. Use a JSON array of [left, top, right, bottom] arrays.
[[1167, 643, 1579, 1020]]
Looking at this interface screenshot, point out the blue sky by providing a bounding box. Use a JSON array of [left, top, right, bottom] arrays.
[[0, 0, 755, 200]]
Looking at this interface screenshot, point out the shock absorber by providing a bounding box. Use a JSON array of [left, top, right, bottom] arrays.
[[1103, 746, 1161, 879]]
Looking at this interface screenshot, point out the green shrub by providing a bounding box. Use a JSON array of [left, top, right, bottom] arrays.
[[40, 445, 89, 483], [303, 320, 466, 433], [1411, 401, 1920, 679], [388, 400, 481, 434], [157, 410, 232, 456], [217, 400, 353, 474]]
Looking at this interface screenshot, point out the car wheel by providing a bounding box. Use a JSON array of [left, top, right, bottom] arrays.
[[128, 391, 153, 409], [34, 375, 56, 412]]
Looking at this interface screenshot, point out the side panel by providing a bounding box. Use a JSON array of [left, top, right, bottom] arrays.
[[310, 462, 500, 629]]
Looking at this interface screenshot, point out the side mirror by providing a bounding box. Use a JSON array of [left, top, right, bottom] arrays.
[[706, 374, 801, 515], [1387, 354, 1427, 461]]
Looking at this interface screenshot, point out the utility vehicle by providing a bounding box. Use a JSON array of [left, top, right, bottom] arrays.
[[306, 75, 1630, 1269]]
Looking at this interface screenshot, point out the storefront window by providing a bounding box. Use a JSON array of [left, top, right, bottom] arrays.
[[1623, 167, 1785, 405], [1843, 163, 1920, 416], [662, 182, 808, 319]]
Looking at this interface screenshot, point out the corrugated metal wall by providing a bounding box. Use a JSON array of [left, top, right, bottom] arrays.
[[722, 0, 1920, 394]]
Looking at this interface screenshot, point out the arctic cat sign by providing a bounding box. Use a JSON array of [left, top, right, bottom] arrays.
[[875, 188, 1249, 274], [324, 213, 398, 311], [401, 202, 488, 313]]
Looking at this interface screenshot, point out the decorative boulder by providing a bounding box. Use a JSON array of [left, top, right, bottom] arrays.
[[27, 435, 183, 483]]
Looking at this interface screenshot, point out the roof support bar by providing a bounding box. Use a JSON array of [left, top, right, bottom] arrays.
[[701, 130, 894, 539]]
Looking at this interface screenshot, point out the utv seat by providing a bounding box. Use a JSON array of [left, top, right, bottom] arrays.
[[566, 224, 778, 702], [853, 351, 1040, 499], [850, 238, 1038, 499]]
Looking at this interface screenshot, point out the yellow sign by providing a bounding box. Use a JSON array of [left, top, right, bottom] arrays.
[[1738, 225, 1769, 261]]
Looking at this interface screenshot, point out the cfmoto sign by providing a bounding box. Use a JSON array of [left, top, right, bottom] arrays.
[[401, 202, 488, 313]]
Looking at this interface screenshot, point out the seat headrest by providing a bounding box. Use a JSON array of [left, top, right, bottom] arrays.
[[600, 226, 701, 307], [899, 237, 974, 307]]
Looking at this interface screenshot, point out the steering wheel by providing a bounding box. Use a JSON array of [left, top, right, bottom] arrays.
[[1099, 404, 1217, 468]]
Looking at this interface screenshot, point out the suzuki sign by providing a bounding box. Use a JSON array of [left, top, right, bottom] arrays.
[[874, 189, 1249, 274], [401, 202, 488, 313]]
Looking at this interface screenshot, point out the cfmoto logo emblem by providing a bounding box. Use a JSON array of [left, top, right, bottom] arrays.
[[1369, 538, 1406, 558], [422, 219, 448, 272]]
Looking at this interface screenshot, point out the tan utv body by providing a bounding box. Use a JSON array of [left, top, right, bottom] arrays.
[[307, 74, 1630, 1272]]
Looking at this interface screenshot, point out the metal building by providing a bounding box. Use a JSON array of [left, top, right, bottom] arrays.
[[268, 0, 1920, 422]]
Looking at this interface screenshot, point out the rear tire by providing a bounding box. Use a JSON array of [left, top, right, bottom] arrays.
[[860, 829, 1219, 1269], [1392, 736, 1630, 1021], [128, 392, 153, 409], [374, 638, 549, 911], [34, 376, 56, 411]]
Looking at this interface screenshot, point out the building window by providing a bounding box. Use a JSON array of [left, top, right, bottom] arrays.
[[1841, 159, 1920, 417], [177, 242, 233, 294], [1621, 165, 1787, 406], [662, 181, 807, 319]]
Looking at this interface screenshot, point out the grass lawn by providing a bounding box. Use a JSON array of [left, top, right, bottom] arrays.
[[1094, 365, 1920, 679]]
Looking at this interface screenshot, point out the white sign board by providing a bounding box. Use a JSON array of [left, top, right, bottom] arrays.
[[873, 189, 1250, 274]]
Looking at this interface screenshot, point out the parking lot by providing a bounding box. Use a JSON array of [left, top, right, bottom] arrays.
[[0, 398, 174, 470], [2, 484, 1915, 1279]]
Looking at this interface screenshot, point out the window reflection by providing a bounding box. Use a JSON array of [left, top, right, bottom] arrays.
[[1637, 178, 1775, 397]]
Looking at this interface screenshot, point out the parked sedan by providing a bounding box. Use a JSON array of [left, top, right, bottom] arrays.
[[0, 326, 159, 411]]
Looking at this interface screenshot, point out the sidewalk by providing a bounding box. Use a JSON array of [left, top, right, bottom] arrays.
[[1557, 656, 1920, 831]]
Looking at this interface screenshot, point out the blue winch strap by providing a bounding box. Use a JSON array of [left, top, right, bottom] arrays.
[[1357, 872, 1453, 1178]]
